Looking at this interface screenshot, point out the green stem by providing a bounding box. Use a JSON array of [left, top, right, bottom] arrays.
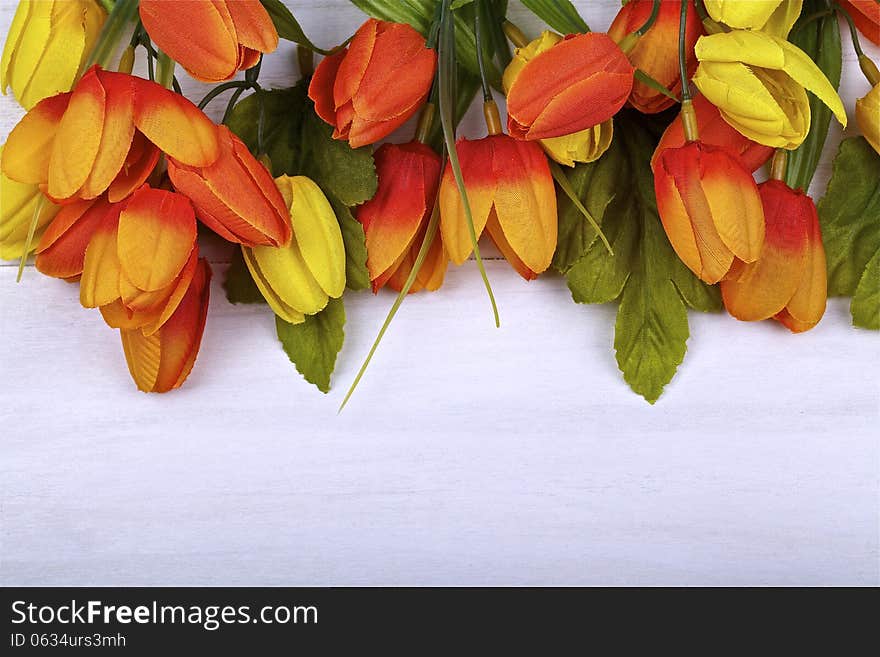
[[84, 0, 140, 70], [98, 0, 116, 13], [156, 51, 175, 89], [475, 1, 493, 102], [15, 197, 47, 283], [636, 0, 662, 36], [198, 81, 252, 110], [678, 0, 691, 102]]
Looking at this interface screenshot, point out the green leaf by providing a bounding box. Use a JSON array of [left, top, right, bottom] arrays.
[[223, 248, 267, 305], [818, 136, 880, 329], [518, 0, 589, 34], [328, 196, 371, 292], [450, 0, 474, 8], [852, 250, 880, 330], [276, 297, 346, 393], [785, 0, 842, 191], [562, 113, 720, 403], [259, 0, 331, 53]]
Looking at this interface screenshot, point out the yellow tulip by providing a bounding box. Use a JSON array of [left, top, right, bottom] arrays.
[[704, 0, 803, 36], [503, 31, 613, 166], [242, 176, 346, 324], [856, 84, 880, 155], [693, 30, 847, 149], [1, 0, 106, 110], [0, 145, 59, 260]]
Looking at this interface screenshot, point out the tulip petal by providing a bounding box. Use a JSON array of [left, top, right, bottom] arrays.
[[485, 209, 537, 281], [333, 19, 377, 109], [107, 131, 161, 203], [703, 0, 782, 29], [309, 50, 346, 126], [384, 224, 447, 294], [1, 0, 38, 96], [34, 197, 106, 279], [224, 0, 278, 53], [79, 203, 123, 308], [0, 91, 70, 184], [0, 145, 60, 260], [242, 244, 324, 319], [117, 186, 197, 292], [781, 206, 827, 331]]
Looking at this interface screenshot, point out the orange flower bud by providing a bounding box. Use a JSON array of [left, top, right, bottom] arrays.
[[308, 19, 436, 149], [139, 0, 278, 82], [721, 180, 826, 332], [356, 142, 447, 293], [439, 135, 557, 280], [505, 32, 634, 140], [167, 126, 292, 248], [841, 1, 880, 46], [653, 141, 765, 284], [653, 94, 774, 172], [608, 0, 703, 113]]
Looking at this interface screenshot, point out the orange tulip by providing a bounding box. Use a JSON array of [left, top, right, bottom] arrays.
[[166, 126, 291, 247], [841, 1, 880, 46], [439, 135, 557, 280], [34, 197, 109, 280], [356, 141, 447, 293], [721, 180, 826, 332], [653, 140, 765, 284], [653, 94, 774, 172], [139, 0, 278, 82], [1, 66, 216, 203], [308, 19, 436, 149], [505, 32, 634, 140], [608, 0, 703, 113]]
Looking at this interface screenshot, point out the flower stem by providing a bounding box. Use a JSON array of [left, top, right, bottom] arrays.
[[770, 149, 788, 181], [678, 0, 691, 103], [838, 4, 880, 85], [84, 0, 140, 70], [636, 0, 662, 36], [298, 46, 314, 77], [156, 51, 175, 89]]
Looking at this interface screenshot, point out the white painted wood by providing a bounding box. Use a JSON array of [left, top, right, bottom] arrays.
[[1, 1, 878, 586]]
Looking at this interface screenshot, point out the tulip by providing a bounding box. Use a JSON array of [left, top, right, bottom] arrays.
[[1, 66, 217, 203], [241, 176, 345, 324], [857, 83, 880, 155], [1, 0, 106, 110], [502, 31, 613, 165], [0, 145, 60, 260], [120, 256, 212, 393], [505, 32, 634, 141], [356, 142, 446, 292], [607, 0, 703, 114], [653, 140, 765, 284], [167, 126, 292, 248], [692, 30, 847, 149], [653, 94, 774, 172], [34, 197, 110, 280], [703, 0, 803, 37], [439, 135, 557, 280], [720, 180, 826, 333], [840, 1, 880, 46], [308, 19, 436, 149], [139, 0, 278, 82]]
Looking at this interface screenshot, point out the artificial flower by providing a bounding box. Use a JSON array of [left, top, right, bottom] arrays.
[[703, 0, 803, 37], [139, 0, 278, 82], [653, 94, 775, 172], [166, 126, 292, 248], [856, 83, 880, 155], [840, 1, 880, 46], [308, 18, 436, 149], [242, 176, 345, 324], [607, 0, 703, 113], [692, 30, 847, 149], [0, 145, 59, 260], [653, 140, 765, 284], [502, 31, 613, 165], [0, 0, 105, 110], [356, 141, 447, 292], [439, 135, 557, 280], [720, 180, 826, 333], [505, 31, 633, 141], [34, 197, 109, 280]]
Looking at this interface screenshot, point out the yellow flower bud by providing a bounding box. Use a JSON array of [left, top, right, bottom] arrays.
[[1, 0, 107, 110], [693, 30, 846, 149], [856, 84, 880, 155], [242, 176, 346, 324], [0, 145, 59, 260], [503, 31, 613, 166], [704, 0, 803, 36]]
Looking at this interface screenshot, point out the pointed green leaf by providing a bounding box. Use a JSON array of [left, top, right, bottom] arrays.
[[518, 0, 589, 34], [276, 297, 346, 393], [328, 195, 371, 292], [852, 249, 880, 330], [259, 0, 332, 53]]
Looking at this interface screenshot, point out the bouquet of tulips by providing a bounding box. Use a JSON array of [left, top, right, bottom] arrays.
[[1, 0, 878, 404]]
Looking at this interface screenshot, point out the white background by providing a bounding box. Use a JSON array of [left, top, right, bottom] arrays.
[[1, 1, 878, 586]]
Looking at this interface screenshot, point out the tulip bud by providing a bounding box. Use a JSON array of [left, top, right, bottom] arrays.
[[856, 84, 880, 155], [704, 0, 803, 37], [503, 31, 613, 165], [0, 0, 106, 110], [607, 0, 703, 114], [242, 176, 345, 324], [139, 0, 278, 82], [308, 19, 437, 149], [356, 142, 446, 292], [693, 30, 847, 150], [439, 135, 557, 280], [653, 141, 765, 284], [505, 32, 634, 141], [0, 145, 60, 260], [721, 180, 826, 333]]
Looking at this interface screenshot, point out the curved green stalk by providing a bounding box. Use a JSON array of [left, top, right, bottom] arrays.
[[15, 197, 47, 283], [550, 162, 613, 256]]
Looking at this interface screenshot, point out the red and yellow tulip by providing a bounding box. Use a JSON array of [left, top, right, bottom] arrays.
[[720, 180, 826, 333], [1, 0, 106, 110], [653, 140, 765, 284], [608, 0, 703, 114], [308, 19, 436, 149], [505, 32, 633, 141], [356, 141, 446, 293], [439, 135, 557, 280], [139, 0, 278, 82]]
